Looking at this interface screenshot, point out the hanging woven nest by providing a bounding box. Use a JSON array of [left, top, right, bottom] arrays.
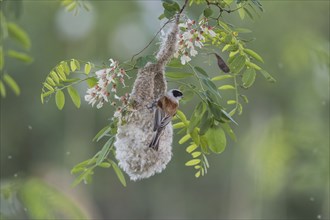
[[114, 18, 179, 181]]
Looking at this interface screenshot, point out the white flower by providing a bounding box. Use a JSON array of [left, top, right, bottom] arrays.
[[194, 39, 203, 48], [182, 31, 193, 41], [173, 51, 180, 58], [109, 59, 118, 68], [190, 48, 198, 57], [180, 54, 191, 65], [96, 101, 104, 109], [95, 68, 110, 78], [208, 29, 216, 38], [106, 74, 116, 83], [179, 22, 188, 29], [113, 110, 121, 118], [197, 32, 205, 41], [185, 40, 194, 49]]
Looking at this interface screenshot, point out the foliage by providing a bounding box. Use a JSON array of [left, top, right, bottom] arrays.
[[0, 179, 87, 219], [40, 0, 275, 185], [60, 0, 90, 14], [0, 0, 33, 98]]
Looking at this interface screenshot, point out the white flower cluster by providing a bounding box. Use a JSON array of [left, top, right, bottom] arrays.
[[175, 18, 217, 65], [85, 59, 127, 109]]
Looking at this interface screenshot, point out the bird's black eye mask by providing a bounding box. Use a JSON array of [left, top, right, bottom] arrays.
[[173, 90, 183, 98]]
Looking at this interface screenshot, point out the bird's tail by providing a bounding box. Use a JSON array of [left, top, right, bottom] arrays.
[[149, 130, 162, 151]]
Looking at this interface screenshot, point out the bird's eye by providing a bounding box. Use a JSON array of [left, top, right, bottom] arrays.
[[172, 90, 183, 97]]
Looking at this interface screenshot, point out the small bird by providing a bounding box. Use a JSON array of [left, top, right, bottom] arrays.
[[149, 89, 183, 150]]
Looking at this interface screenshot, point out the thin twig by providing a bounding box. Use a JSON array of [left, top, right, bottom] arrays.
[[179, 0, 189, 15], [130, 19, 173, 62], [205, 0, 246, 15], [130, 0, 189, 62]]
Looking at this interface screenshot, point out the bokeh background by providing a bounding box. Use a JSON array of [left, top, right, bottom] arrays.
[[1, 0, 329, 219]]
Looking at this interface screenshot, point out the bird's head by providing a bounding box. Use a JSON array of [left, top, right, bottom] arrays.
[[167, 89, 183, 101]]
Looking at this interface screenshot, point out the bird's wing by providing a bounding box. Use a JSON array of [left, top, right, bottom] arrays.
[[153, 108, 173, 131], [159, 114, 172, 129], [153, 108, 165, 131]]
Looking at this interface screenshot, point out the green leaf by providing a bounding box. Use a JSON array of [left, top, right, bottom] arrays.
[[86, 77, 98, 88], [242, 68, 256, 88], [185, 159, 201, 166], [7, 50, 33, 63], [135, 57, 147, 68], [221, 109, 238, 125], [145, 55, 157, 63], [0, 46, 4, 70], [46, 77, 56, 86], [41, 90, 54, 99], [194, 66, 208, 77], [50, 71, 60, 84], [74, 59, 80, 70], [190, 128, 200, 146], [55, 90, 65, 110], [67, 86, 81, 108], [43, 82, 54, 92], [84, 62, 91, 75], [240, 94, 249, 103], [224, 0, 233, 5], [96, 137, 113, 165], [251, 0, 263, 11], [158, 13, 166, 20], [227, 100, 236, 105], [166, 72, 193, 79], [186, 144, 198, 153], [70, 59, 77, 72], [207, 101, 222, 121], [7, 22, 31, 50], [237, 4, 245, 19], [61, 61, 71, 75], [234, 28, 252, 33], [203, 8, 213, 17], [164, 9, 176, 19], [0, 80, 6, 97], [202, 78, 221, 100], [246, 61, 261, 70], [243, 7, 254, 20], [72, 168, 93, 187], [66, 1, 77, 12], [218, 85, 235, 90], [195, 170, 201, 178], [204, 125, 226, 154], [56, 66, 67, 81], [221, 123, 237, 141], [179, 134, 191, 144], [64, 78, 80, 83], [3, 74, 20, 95], [243, 48, 264, 63], [229, 55, 245, 73], [109, 160, 126, 187], [176, 110, 188, 124], [167, 58, 183, 68], [93, 125, 111, 142], [71, 158, 96, 175], [173, 122, 186, 129], [191, 151, 201, 158], [98, 162, 111, 168], [260, 69, 276, 83], [199, 111, 212, 135], [211, 75, 233, 81], [188, 102, 206, 133], [162, 2, 179, 12]]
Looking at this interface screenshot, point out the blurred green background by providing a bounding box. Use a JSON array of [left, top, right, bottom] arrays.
[[1, 0, 329, 219]]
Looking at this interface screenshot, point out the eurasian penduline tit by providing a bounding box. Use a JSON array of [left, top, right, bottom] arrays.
[[149, 89, 183, 150]]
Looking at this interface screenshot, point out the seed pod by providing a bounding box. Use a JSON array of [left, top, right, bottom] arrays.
[[214, 53, 230, 73]]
